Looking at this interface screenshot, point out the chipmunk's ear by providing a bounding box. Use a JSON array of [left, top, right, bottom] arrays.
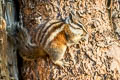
[[0, 17, 6, 30]]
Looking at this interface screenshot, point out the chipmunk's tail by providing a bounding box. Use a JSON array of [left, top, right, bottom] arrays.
[[13, 23, 37, 48]]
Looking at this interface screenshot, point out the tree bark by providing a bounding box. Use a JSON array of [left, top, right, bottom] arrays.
[[0, 0, 19, 80], [0, 21, 9, 80], [18, 0, 120, 80], [1, 0, 120, 80]]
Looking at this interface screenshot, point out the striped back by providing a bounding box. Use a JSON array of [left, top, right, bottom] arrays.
[[35, 20, 65, 48], [35, 13, 87, 48]]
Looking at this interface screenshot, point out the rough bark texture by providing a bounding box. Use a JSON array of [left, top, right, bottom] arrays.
[[18, 0, 120, 80], [0, 0, 19, 80], [0, 21, 9, 80], [0, 0, 119, 80], [0, 1, 9, 80]]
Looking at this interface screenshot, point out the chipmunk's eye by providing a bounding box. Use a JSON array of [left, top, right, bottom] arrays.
[[35, 16, 43, 24]]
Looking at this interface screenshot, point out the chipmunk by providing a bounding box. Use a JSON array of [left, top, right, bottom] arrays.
[[17, 13, 87, 67]]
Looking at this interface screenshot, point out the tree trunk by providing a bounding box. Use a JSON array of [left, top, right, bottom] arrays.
[[1, 0, 120, 80], [0, 20, 9, 80], [0, 0, 19, 80], [18, 0, 120, 80], [17, 0, 120, 80]]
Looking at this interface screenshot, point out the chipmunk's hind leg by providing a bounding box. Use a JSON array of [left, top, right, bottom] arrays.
[[47, 42, 69, 67]]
